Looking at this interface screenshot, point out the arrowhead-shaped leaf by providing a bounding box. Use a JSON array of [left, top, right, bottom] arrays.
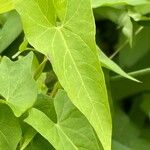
[[25, 90, 101, 150], [0, 104, 21, 150], [14, 0, 112, 149], [0, 52, 37, 116], [98, 47, 139, 82]]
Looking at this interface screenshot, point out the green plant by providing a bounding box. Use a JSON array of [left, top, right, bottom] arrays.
[[0, 0, 150, 150]]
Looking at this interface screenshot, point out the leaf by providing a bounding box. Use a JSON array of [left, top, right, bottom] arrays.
[[0, 104, 21, 150], [25, 90, 102, 150], [0, 0, 14, 14], [0, 52, 37, 116], [20, 127, 37, 150], [112, 140, 130, 150], [119, 26, 150, 67], [110, 68, 150, 100], [34, 94, 57, 123], [25, 134, 54, 150], [92, 0, 150, 8], [94, 7, 133, 45], [0, 10, 22, 53], [98, 47, 139, 82], [14, 0, 112, 149], [113, 106, 150, 150]]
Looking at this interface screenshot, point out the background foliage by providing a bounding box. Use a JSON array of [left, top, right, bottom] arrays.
[[0, 0, 150, 150]]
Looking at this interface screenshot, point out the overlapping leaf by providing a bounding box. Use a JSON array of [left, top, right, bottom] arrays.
[[0, 52, 37, 116], [25, 90, 101, 150], [0, 10, 22, 53], [98, 48, 139, 82], [14, 0, 112, 149], [0, 104, 21, 150], [94, 7, 133, 44], [92, 0, 150, 8], [0, 0, 14, 14]]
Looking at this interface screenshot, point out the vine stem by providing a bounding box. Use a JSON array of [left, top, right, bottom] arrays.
[[50, 82, 62, 98], [33, 57, 48, 81]]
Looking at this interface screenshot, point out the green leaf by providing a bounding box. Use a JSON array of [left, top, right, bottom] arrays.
[[25, 90, 102, 150], [25, 134, 54, 150], [111, 68, 150, 100], [0, 104, 21, 150], [92, 0, 150, 8], [0, 0, 14, 14], [34, 94, 57, 123], [0, 10, 22, 53], [20, 127, 37, 150], [0, 52, 37, 116], [119, 26, 150, 67], [15, 0, 112, 149], [94, 7, 133, 45], [98, 47, 139, 82], [112, 140, 130, 150]]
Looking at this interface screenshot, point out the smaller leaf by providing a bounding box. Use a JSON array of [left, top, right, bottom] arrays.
[[92, 0, 150, 8], [25, 90, 102, 150], [98, 47, 139, 82], [20, 127, 36, 150], [25, 134, 54, 150], [0, 52, 37, 116], [112, 140, 130, 150], [0, 104, 22, 150], [0, 10, 22, 53]]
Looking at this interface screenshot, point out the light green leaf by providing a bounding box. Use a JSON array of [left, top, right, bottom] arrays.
[[15, 0, 112, 149], [0, 10, 22, 53], [25, 90, 102, 150], [0, 104, 21, 150], [98, 47, 139, 82], [0, 52, 37, 116], [92, 0, 150, 8], [0, 0, 14, 14], [112, 140, 130, 150]]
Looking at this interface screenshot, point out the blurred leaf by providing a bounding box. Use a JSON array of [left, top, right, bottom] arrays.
[[92, 0, 150, 8], [0, 10, 22, 53], [111, 68, 150, 100], [94, 7, 133, 44], [119, 26, 150, 67], [0, 104, 21, 150], [113, 106, 150, 150], [99, 47, 139, 82], [112, 140, 130, 150], [140, 93, 150, 116]]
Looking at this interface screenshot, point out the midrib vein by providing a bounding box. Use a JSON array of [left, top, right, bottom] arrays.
[[57, 29, 104, 135]]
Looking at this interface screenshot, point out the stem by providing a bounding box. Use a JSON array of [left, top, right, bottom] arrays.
[[50, 82, 62, 98], [34, 57, 48, 80]]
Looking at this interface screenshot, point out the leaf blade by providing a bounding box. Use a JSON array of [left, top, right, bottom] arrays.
[[0, 52, 37, 116], [15, 0, 112, 149]]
